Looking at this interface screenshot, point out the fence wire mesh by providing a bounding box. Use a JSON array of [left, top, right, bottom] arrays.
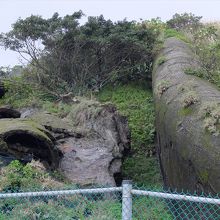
[[0, 183, 219, 220], [132, 186, 220, 220]]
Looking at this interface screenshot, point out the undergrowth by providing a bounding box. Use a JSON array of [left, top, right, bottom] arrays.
[[0, 77, 71, 117], [98, 82, 162, 187]]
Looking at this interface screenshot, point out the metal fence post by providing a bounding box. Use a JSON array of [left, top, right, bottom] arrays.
[[122, 180, 132, 220]]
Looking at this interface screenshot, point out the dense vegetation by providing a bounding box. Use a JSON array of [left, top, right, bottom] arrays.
[[0, 13, 164, 188], [167, 13, 220, 88], [1, 11, 220, 219], [98, 83, 161, 187], [0, 160, 172, 220], [0, 12, 220, 191], [0, 12, 159, 96]]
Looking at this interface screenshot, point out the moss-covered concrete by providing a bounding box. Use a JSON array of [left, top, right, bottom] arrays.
[[153, 37, 220, 195], [0, 119, 51, 141], [0, 118, 60, 168]]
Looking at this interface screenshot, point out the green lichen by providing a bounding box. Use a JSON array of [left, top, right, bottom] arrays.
[[0, 119, 51, 142], [179, 107, 193, 116], [155, 80, 171, 97], [199, 102, 220, 136], [202, 133, 212, 149], [181, 91, 199, 108], [203, 118, 219, 136], [156, 56, 167, 66]]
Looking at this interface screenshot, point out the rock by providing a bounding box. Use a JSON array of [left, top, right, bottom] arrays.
[[20, 99, 130, 186], [0, 106, 21, 118], [20, 108, 39, 118], [153, 37, 220, 195], [0, 119, 60, 168], [58, 99, 130, 186]]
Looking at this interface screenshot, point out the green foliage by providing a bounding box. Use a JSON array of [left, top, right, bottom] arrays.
[[0, 75, 71, 117], [98, 83, 161, 186], [0, 76, 42, 108], [164, 28, 190, 42], [184, 67, 204, 77], [156, 56, 167, 66], [133, 196, 173, 220], [0, 160, 40, 191], [98, 83, 155, 150], [167, 12, 202, 31], [123, 156, 162, 187], [0, 12, 159, 95], [0, 160, 66, 192], [165, 13, 220, 89], [184, 41, 220, 89]]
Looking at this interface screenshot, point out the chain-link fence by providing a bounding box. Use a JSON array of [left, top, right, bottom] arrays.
[[0, 180, 219, 220]]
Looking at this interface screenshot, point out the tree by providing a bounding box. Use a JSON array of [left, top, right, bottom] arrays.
[[167, 13, 202, 32], [0, 12, 157, 95]]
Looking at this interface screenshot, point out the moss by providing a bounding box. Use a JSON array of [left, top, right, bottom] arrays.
[[179, 146, 189, 160], [199, 170, 209, 184], [0, 119, 51, 142], [181, 91, 199, 108], [184, 67, 205, 77], [202, 133, 212, 149], [199, 102, 220, 136], [164, 28, 191, 43], [179, 107, 193, 116], [0, 139, 8, 151], [30, 112, 72, 131], [155, 80, 171, 97], [156, 56, 167, 66], [98, 82, 161, 186]]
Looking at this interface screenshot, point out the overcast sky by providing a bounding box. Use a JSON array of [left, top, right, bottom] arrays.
[[1, 0, 220, 67]]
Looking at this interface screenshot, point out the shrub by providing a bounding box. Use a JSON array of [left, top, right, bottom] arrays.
[[0, 160, 65, 192], [0, 12, 159, 95], [167, 13, 202, 32]]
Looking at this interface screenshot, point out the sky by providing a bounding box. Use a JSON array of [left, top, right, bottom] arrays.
[[1, 0, 220, 67]]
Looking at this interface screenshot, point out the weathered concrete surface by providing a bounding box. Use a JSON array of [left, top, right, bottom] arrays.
[[153, 37, 220, 194], [0, 119, 60, 168]]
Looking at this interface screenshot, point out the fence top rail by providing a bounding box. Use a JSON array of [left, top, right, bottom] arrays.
[[0, 184, 219, 206], [0, 187, 122, 199], [131, 189, 220, 205]]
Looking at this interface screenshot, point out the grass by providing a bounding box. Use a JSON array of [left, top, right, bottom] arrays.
[[98, 82, 162, 187], [0, 161, 171, 220], [164, 28, 190, 43]]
